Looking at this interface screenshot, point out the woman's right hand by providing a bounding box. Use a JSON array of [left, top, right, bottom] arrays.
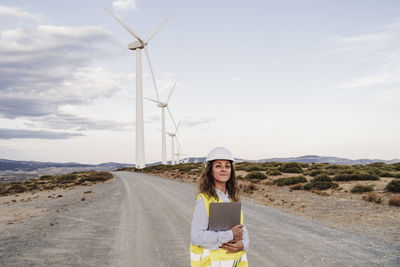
[[231, 224, 243, 240]]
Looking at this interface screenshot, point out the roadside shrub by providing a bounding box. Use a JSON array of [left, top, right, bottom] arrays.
[[83, 171, 113, 182], [268, 170, 282, 176], [39, 175, 53, 180], [386, 179, 400, 193], [9, 183, 27, 193], [55, 173, 78, 184], [241, 183, 257, 194], [388, 195, 400, 207], [278, 162, 303, 173], [304, 181, 338, 190], [311, 173, 332, 183], [351, 185, 374, 194], [274, 176, 307, 186], [334, 171, 379, 181], [290, 184, 303, 190], [237, 175, 244, 180], [244, 171, 267, 180], [362, 192, 382, 204]]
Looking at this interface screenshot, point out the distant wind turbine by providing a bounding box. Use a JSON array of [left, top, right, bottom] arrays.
[[103, 6, 168, 168], [145, 81, 178, 164], [166, 120, 181, 165]]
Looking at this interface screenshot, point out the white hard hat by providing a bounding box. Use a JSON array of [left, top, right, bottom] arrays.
[[206, 146, 235, 162]]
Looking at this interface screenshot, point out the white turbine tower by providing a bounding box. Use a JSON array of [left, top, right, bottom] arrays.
[[145, 81, 178, 165], [166, 120, 181, 165], [103, 7, 167, 168]]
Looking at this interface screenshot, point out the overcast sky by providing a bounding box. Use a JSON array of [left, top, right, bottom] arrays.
[[0, 0, 399, 164]]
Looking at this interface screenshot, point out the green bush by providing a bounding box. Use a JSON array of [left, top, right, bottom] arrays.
[[8, 183, 27, 193], [304, 181, 338, 190], [278, 162, 303, 173], [351, 185, 374, 194], [290, 184, 303, 190], [268, 170, 282, 176], [308, 169, 328, 177], [381, 171, 395, 177], [386, 179, 400, 193], [82, 172, 113, 182], [334, 171, 379, 181], [244, 171, 267, 180], [245, 165, 265, 172], [39, 175, 53, 180], [312, 173, 332, 183], [55, 173, 78, 184], [391, 162, 400, 171], [274, 176, 307, 186]]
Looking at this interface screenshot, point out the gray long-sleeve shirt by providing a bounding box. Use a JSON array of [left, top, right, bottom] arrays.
[[190, 188, 249, 251]]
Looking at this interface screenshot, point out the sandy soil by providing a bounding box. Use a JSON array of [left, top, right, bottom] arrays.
[[147, 170, 400, 247], [0, 179, 114, 232]]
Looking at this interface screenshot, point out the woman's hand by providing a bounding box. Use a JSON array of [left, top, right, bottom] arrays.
[[220, 240, 244, 253], [231, 224, 243, 240]]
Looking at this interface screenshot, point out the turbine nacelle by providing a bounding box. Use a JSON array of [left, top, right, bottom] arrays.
[[157, 102, 168, 108], [128, 41, 144, 50]]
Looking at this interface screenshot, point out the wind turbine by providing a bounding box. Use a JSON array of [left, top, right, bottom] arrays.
[[103, 7, 168, 168], [145, 81, 178, 165], [166, 120, 181, 165], [174, 135, 187, 164]]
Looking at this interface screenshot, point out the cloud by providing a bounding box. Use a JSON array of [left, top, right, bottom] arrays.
[[332, 18, 400, 90], [330, 18, 400, 54], [0, 128, 84, 140], [338, 69, 400, 89], [31, 114, 133, 131], [232, 77, 240, 83], [0, 24, 134, 119], [0, 4, 41, 19], [112, 0, 137, 12], [181, 117, 215, 127]]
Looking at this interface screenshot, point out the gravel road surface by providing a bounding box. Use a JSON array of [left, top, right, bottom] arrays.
[[1, 171, 399, 266]]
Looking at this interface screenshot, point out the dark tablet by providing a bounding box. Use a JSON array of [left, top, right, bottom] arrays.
[[208, 202, 241, 231]]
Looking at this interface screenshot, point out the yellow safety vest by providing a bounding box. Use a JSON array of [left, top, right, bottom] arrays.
[[190, 193, 248, 267]]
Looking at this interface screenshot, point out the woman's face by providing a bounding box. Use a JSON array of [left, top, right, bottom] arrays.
[[212, 160, 231, 184]]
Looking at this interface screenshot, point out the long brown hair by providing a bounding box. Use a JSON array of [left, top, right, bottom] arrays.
[[198, 160, 240, 202]]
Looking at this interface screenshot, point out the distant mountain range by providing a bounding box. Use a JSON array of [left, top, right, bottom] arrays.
[[0, 158, 132, 172], [1, 155, 399, 174], [152, 155, 400, 165]]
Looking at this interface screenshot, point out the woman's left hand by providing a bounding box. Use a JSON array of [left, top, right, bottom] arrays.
[[220, 240, 244, 253]]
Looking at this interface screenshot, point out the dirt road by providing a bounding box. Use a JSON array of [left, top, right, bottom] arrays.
[[1, 172, 399, 266]]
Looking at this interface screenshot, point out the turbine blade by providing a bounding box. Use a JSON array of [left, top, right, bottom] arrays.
[[144, 46, 160, 101], [175, 120, 182, 134], [167, 106, 177, 130], [145, 18, 169, 44], [166, 80, 178, 104], [175, 136, 183, 154], [103, 6, 144, 44], [144, 97, 161, 104]]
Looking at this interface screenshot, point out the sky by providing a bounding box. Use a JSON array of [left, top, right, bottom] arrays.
[[0, 0, 399, 164]]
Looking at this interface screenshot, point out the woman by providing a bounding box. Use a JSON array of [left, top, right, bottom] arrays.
[[190, 147, 249, 267]]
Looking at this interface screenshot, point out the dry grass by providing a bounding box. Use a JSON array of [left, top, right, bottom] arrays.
[[0, 171, 113, 196], [388, 195, 400, 206], [362, 192, 382, 204]]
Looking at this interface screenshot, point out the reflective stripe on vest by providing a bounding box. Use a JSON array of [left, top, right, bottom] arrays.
[[190, 193, 248, 267]]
